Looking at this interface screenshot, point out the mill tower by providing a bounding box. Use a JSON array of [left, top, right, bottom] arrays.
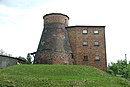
[[34, 13, 74, 64]]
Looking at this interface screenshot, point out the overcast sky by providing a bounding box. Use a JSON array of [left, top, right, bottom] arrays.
[[0, 0, 130, 63]]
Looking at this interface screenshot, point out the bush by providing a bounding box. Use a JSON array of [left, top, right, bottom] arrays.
[[108, 59, 130, 79]]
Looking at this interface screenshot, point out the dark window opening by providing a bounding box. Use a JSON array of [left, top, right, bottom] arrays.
[[71, 53, 73, 58], [83, 56, 88, 61], [65, 19, 67, 23]]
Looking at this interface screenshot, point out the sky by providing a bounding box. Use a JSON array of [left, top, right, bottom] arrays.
[[0, 0, 130, 64]]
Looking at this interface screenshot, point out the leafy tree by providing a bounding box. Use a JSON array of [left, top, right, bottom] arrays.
[[26, 53, 32, 64], [107, 59, 130, 79], [0, 49, 4, 55], [17, 56, 26, 60], [108, 62, 118, 76], [0, 49, 12, 56]]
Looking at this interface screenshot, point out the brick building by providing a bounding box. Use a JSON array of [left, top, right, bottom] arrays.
[[34, 13, 107, 70]]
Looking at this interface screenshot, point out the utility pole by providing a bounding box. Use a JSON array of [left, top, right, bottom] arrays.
[[125, 54, 127, 60], [125, 54, 127, 65]]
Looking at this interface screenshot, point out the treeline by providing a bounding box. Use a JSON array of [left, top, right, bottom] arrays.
[[0, 49, 12, 57], [107, 59, 130, 80]]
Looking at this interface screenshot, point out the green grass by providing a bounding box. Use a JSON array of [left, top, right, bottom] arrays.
[[0, 64, 130, 87]]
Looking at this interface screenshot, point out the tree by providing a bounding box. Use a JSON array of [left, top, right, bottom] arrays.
[[107, 59, 130, 79], [17, 56, 26, 60], [0, 49, 12, 56], [108, 62, 118, 76], [0, 49, 4, 55], [26, 53, 32, 64]]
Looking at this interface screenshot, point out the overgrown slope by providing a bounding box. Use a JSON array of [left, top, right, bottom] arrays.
[[0, 64, 130, 87]]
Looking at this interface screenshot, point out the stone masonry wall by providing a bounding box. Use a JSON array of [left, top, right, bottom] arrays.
[[35, 51, 73, 64], [34, 13, 73, 64], [66, 26, 107, 71]]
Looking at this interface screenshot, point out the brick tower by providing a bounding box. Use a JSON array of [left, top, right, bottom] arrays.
[[34, 13, 74, 64]]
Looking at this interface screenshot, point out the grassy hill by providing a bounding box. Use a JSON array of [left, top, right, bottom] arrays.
[[0, 64, 130, 87]]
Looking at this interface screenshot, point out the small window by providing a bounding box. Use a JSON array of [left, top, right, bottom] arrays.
[[93, 30, 99, 34], [94, 41, 99, 46], [71, 53, 73, 58], [83, 30, 88, 34], [65, 19, 67, 23], [95, 55, 100, 61], [83, 56, 88, 61], [83, 41, 88, 46]]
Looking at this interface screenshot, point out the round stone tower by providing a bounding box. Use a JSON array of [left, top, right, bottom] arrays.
[[34, 13, 73, 64]]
